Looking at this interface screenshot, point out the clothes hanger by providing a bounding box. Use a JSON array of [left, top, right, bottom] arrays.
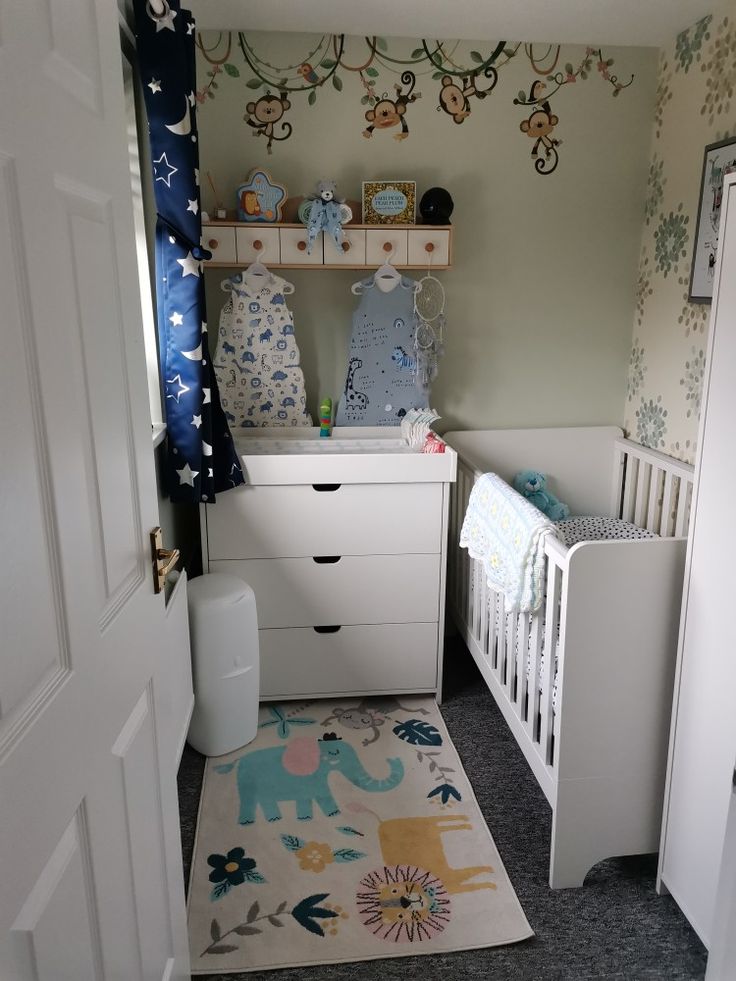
[[240, 246, 277, 291], [373, 245, 402, 293]]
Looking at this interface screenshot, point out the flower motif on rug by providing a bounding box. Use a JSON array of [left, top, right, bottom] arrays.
[[356, 865, 451, 943], [281, 833, 366, 870], [207, 847, 265, 901]]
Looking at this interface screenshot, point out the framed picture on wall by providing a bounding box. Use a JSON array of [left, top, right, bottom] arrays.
[[690, 137, 736, 302]]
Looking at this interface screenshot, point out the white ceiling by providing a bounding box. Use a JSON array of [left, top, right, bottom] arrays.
[[188, 0, 713, 47]]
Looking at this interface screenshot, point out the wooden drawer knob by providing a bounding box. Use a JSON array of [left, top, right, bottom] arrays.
[[297, 240, 307, 252], [383, 242, 393, 253], [208, 238, 218, 249], [253, 239, 263, 251], [342, 241, 351, 253], [425, 242, 435, 253]]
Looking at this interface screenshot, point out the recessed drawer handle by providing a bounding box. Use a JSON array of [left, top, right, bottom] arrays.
[[312, 483, 341, 492], [313, 625, 342, 634], [312, 555, 341, 564]]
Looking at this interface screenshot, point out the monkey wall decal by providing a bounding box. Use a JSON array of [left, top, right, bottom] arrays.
[[516, 80, 561, 175], [436, 66, 498, 123], [243, 90, 293, 154], [363, 70, 421, 141]]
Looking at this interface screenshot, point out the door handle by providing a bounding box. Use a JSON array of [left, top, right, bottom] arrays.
[[150, 527, 180, 594]]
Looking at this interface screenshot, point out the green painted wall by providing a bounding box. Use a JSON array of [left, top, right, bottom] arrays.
[[197, 33, 658, 432]]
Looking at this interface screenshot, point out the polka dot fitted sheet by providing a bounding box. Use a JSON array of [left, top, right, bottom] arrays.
[[554, 515, 658, 548]]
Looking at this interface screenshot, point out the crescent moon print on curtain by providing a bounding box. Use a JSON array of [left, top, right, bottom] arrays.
[[134, 0, 244, 502]]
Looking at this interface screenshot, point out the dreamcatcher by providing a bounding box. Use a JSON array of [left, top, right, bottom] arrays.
[[413, 256, 446, 397]]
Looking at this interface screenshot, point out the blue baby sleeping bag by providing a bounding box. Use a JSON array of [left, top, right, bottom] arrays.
[[336, 277, 425, 427]]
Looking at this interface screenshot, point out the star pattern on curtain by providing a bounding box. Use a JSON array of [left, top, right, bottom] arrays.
[[135, 0, 244, 503]]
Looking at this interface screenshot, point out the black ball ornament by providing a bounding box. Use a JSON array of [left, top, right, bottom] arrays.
[[419, 187, 454, 225]]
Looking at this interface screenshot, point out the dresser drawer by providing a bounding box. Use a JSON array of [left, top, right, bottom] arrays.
[[209, 553, 441, 627], [323, 228, 366, 265], [204, 482, 443, 558], [259, 622, 438, 698], [365, 229, 408, 266], [280, 227, 322, 264], [235, 226, 280, 265], [408, 228, 450, 266], [203, 226, 236, 264]]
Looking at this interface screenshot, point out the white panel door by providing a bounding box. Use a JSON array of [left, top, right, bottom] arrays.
[[659, 174, 736, 947], [0, 2, 189, 979]]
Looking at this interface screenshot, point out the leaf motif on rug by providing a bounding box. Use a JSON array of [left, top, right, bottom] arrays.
[[200, 896, 347, 957], [392, 718, 443, 746]]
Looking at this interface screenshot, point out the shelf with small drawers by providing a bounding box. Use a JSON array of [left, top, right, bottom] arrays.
[[201, 427, 457, 701], [202, 222, 453, 270]]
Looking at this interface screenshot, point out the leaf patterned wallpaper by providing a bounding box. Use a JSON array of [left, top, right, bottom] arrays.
[[625, 6, 736, 464]]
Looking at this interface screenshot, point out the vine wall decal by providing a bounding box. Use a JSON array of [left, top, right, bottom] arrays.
[[195, 33, 635, 172]]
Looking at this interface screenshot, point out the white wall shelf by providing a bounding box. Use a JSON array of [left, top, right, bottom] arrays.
[[202, 222, 453, 270]]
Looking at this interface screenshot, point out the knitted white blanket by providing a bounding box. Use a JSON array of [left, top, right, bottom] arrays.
[[459, 473, 555, 613]]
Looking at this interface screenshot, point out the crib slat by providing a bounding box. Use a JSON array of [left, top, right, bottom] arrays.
[[488, 586, 498, 668], [472, 560, 482, 643], [634, 461, 650, 528], [646, 466, 663, 533], [621, 455, 638, 522], [505, 611, 517, 695], [479, 574, 489, 658], [611, 445, 627, 517], [526, 606, 543, 743], [496, 593, 506, 684], [516, 610, 530, 719], [660, 471, 674, 537], [539, 561, 560, 765], [675, 478, 691, 537]]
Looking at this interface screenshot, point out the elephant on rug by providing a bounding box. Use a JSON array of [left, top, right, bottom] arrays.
[[216, 732, 404, 825]]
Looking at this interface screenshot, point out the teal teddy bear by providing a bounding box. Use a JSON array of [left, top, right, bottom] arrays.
[[513, 470, 570, 521]]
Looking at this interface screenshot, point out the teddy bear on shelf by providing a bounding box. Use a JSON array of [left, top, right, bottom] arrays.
[[513, 470, 570, 521], [304, 179, 347, 254]]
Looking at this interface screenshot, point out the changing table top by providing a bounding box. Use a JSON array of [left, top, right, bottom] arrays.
[[233, 427, 457, 484]]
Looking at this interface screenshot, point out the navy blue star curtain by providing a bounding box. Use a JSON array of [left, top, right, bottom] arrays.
[[134, 0, 244, 502]]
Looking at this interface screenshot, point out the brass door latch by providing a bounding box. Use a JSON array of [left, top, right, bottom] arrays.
[[150, 527, 180, 594]]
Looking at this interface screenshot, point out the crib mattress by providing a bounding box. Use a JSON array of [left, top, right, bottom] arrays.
[[554, 515, 658, 547]]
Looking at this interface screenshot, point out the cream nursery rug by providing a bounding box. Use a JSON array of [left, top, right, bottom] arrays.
[[187, 696, 533, 973]]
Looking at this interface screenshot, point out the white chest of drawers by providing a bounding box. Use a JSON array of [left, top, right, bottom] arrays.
[[200, 428, 457, 701]]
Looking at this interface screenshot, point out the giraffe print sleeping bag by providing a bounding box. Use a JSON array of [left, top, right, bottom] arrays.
[[336, 276, 426, 427]]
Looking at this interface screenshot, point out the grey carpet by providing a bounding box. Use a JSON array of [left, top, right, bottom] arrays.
[[178, 636, 707, 981]]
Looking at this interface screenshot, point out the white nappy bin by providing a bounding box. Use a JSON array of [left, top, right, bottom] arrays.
[[187, 573, 259, 757]]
